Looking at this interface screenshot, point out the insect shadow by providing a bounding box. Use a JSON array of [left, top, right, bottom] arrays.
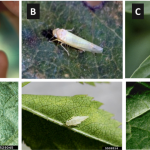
[[41, 29, 56, 42]]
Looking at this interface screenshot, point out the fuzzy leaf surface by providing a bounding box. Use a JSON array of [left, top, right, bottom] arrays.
[[0, 82, 18, 146]]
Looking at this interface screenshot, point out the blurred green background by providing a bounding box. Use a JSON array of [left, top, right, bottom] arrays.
[[0, 13, 19, 78], [126, 1, 150, 78]]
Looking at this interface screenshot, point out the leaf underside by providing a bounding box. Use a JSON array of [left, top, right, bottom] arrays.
[[22, 94, 122, 149], [0, 82, 18, 146], [126, 82, 150, 149]]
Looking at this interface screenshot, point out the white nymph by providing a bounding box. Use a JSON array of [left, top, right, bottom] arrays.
[[66, 116, 89, 126]]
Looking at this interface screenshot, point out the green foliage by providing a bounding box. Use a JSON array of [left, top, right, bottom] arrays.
[[126, 82, 150, 149], [22, 82, 30, 87], [126, 1, 150, 78], [80, 82, 109, 86], [0, 82, 18, 146], [79, 82, 96, 86], [131, 55, 150, 78], [22, 1, 122, 79], [22, 87, 122, 149], [126, 83, 135, 96]]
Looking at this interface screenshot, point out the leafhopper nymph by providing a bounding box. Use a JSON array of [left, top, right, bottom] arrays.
[[66, 116, 89, 126], [42, 28, 103, 56]]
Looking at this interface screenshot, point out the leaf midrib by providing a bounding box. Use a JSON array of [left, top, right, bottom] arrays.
[[22, 105, 120, 147]]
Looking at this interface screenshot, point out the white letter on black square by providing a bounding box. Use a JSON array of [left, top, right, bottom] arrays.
[[132, 4, 144, 19], [27, 4, 40, 19]]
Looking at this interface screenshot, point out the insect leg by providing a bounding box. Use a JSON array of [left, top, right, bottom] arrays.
[[60, 43, 69, 56], [50, 39, 69, 56], [51, 39, 59, 42]]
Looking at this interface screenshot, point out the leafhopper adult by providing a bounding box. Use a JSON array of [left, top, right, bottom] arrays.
[[42, 28, 103, 56], [52, 28, 103, 56]]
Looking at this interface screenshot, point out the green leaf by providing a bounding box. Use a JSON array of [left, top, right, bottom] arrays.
[[22, 82, 30, 87], [126, 82, 135, 96], [131, 55, 150, 78], [0, 82, 18, 146], [22, 94, 122, 149], [126, 82, 150, 149], [138, 82, 150, 89], [126, 1, 150, 14], [22, 1, 122, 79], [79, 82, 95, 86], [125, 2, 150, 78], [79, 82, 109, 86]]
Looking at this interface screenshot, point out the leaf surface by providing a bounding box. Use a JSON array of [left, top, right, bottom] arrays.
[[22, 94, 122, 149], [131, 55, 150, 78], [22, 82, 30, 87], [126, 82, 150, 149], [22, 1, 122, 79], [0, 82, 18, 146]]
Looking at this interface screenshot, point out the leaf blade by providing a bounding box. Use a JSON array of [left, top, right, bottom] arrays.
[[126, 82, 150, 149], [131, 55, 150, 78], [22, 94, 122, 148], [0, 82, 18, 146]]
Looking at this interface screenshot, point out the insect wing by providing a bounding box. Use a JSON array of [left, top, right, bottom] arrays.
[[52, 28, 103, 54]]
